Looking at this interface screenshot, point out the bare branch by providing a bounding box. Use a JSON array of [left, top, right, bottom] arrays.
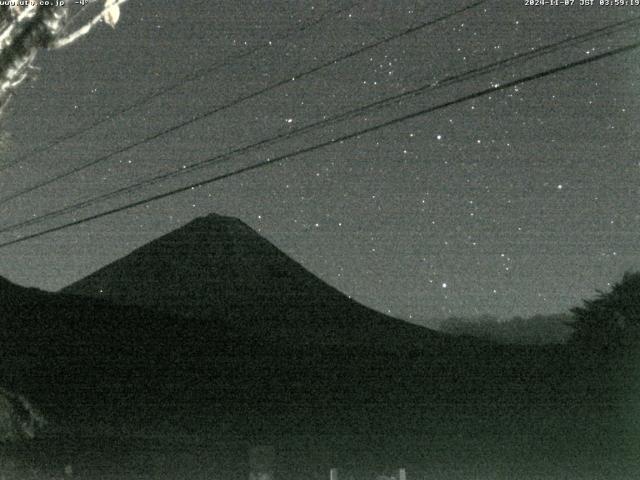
[[0, 0, 129, 116], [51, 0, 130, 49]]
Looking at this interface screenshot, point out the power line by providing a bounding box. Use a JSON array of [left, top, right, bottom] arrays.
[[0, 0, 361, 174], [414, 15, 640, 90], [1, 16, 636, 235], [0, 0, 486, 207], [1, 38, 637, 249]]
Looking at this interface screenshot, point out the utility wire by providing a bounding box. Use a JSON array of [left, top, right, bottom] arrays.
[[0, 0, 361, 174], [0, 16, 636, 235], [1, 38, 637, 249], [0, 0, 486, 207]]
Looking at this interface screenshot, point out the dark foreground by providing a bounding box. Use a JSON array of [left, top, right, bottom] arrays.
[[2, 344, 639, 480]]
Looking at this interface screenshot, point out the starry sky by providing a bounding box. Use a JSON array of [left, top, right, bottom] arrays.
[[0, 0, 638, 327]]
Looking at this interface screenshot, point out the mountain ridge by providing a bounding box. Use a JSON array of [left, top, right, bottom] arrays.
[[62, 213, 445, 346]]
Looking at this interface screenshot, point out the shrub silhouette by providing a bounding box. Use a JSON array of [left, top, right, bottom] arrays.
[[568, 271, 640, 351]]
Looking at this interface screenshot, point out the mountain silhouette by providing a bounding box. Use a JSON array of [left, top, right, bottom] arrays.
[[0, 275, 200, 423], [0, 264, 612, 458], [62, 213, 444, 346], [0, 272, 462, 437], [0, 222, 630, 476], [0, 214, 463, 432]]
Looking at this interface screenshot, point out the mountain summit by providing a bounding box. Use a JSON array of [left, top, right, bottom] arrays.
[[63, 213, 441, 346]]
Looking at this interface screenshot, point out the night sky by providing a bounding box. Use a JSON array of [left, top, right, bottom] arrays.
[[0, 0, 638, 327]]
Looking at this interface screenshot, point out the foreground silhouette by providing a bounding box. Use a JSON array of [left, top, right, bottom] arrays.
[[569, 271, 640, 351], [0, 216, 637, 478]]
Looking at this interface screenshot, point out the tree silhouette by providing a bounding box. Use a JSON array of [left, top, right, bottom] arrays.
[[568, 271, 640, 351]]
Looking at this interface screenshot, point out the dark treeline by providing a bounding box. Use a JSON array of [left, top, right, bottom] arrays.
[[437, 313, 573, 345]]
